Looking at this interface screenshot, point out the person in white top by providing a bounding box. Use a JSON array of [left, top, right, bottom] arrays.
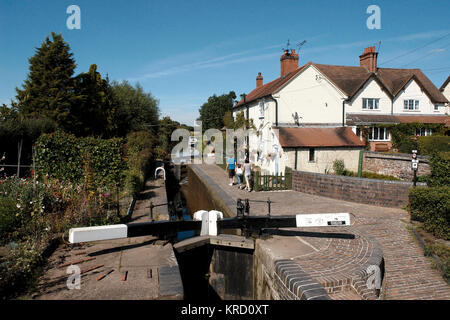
[[243, 158, 252, 192], [236, 164, 243, 188]]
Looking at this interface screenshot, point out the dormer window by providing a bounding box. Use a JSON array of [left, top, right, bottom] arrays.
[[404, 99, 419, 110], [362, 98, 379, 110]]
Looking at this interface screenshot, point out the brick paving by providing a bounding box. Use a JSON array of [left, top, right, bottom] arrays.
[[31, 179, 181, 300], [191, 164, 450, 300]]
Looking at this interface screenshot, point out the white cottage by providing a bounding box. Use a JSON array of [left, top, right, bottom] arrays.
[[233, 46, 449, 174], [440, 76, 450, 115]]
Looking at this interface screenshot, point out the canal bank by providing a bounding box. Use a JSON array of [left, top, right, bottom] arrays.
[[30, 176, 183, 300], [186, 164, 450, 300], [182, 165, 384, 300]]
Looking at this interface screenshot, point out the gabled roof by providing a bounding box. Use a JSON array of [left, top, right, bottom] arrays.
[[234, 63, 448, 108], [276, 126, 365, 148], [440, 76, 450, 91]]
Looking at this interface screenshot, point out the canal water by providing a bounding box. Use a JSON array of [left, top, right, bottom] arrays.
[[162, 162, 225, 301]]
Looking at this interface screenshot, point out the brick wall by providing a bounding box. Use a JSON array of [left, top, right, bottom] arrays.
[[363, 151, 430, 181], [292, 170, 426, 208]]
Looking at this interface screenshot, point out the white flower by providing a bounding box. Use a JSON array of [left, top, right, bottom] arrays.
[[16, 204, 21, 208]]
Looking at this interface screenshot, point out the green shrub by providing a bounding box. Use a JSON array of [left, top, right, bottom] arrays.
[[409, 186, 450, 240], [35, 131, 128, 189], [428, 152, 450, 187], [332, 159, 345, 175], [361, 171, 401, 181], [418, 135, 450, 155], [0, 239, 45, 299], [125, 168, 144, 198], [0, 196, 20, 239], [397, 138, 416, 154]]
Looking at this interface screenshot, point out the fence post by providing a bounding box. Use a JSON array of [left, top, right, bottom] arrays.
[[358, 150, 364, 178], [254, 171, 260, 192]]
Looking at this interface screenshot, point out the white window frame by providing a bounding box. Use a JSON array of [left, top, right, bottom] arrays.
[[434, 104, 440, 111], [403, 99, 419, 111], [415, 128, 432, 136], [258, 100, 265, 119], [368, 126, 390, 141], [362, 98, 380, 110]]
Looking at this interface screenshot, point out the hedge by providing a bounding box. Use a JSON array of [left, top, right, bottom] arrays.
[[418, 135, 450, 155], [428, 152, 450, 187], [35, 131, 127, 188], [409, 186, 450, 240]]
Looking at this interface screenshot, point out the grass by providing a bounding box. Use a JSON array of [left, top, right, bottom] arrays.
[[410, 221, 450, 284]]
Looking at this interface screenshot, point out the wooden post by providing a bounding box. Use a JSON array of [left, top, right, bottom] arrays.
[[17, 138, 23, 177], [32, 146, 36, 191], [254, 171, 260, 192]]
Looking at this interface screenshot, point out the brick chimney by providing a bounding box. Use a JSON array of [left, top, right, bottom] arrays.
[[359, 46, 378, 73], [280, 49, 299, 77], [256, 72, 263, 88]]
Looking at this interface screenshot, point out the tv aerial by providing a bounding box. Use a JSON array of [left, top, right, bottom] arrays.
[[297, 40, 307, 52], [283, 39, 291, 51]]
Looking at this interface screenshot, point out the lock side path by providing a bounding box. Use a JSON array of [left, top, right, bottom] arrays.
[[190, 164, 450, 300]]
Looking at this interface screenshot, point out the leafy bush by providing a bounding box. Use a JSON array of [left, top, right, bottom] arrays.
[[409, 186, 450, 240], [35, 131, 128, 189], [0, 196, 20, 239], [125, 168, 144, 198], [389, 123, 446, 152], [361, 171, 401, 181], [124, 131, 154, 196], [428, 152, 450, 187], [332, 159, 345, 175], [418, 135, 450, 155], [0, 239, 45, 299], [397, 137, 416, 154]]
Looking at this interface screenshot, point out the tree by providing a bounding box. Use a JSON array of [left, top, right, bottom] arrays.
[[15, 32, 78, 127], [69, 64, 115, 137], [109, 80, 160, 137], [222, 110, 256, 131], [198, 91, 236, 131]]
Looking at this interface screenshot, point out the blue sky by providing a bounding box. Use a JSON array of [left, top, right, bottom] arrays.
[[1, 0, 449, 125]]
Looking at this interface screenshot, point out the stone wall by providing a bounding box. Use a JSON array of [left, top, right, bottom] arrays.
[[292, 170, 425, 208], [362, 151, 430, 181]]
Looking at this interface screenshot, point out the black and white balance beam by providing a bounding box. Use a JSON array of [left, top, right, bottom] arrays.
[[69, 211, 351, 244]]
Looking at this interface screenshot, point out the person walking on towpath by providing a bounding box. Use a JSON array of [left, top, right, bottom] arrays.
[[226, 155, 236, 186], [244, 158, 252, 192], [236, 163, 244, 189]]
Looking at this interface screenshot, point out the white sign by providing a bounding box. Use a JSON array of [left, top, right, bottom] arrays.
[[296, 213, 350, 227], [411, 159, 419, 170]]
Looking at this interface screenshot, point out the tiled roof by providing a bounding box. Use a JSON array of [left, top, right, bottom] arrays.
[[315, 64, 448, 103], [276, 126, 365, 148], [234, 63, 448, 108], [346, 113, 450, 127], [440, 76, 450, 91], [234, 64, 308, 108]]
